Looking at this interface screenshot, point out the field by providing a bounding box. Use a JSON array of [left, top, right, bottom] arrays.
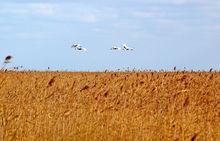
[[0, 71, 219, 140]]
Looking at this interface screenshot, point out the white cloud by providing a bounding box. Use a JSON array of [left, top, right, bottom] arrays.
[[61, 12, 98, 23], [137, 0, 220, 5], [29, 3, 56, 15], [131, 0, 220, 32], [54, 4, 119, 23], [0, 3, 57, 15], [136, 0, 190, 5], [0, 2, 119, 23], [1, 1, 219, 34]]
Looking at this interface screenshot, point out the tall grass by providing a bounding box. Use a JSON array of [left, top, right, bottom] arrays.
[[0, 71, 219, 140]]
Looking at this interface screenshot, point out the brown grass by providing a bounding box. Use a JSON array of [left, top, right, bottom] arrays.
[[0, 71, 219, 141]]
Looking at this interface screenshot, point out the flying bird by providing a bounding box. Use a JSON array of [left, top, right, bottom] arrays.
[[122, 44, 134, 51], [4, 55, 13, 63], [1, 55, 13, 70], [71, 44, 87, 51]]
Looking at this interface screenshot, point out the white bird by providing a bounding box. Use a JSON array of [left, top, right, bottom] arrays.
[[122, 44, 134, 51], [110, 46, 121, 50], [71, 44, 87, 51]]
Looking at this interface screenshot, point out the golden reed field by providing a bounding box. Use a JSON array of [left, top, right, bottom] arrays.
[[0, 71, 219, 141]]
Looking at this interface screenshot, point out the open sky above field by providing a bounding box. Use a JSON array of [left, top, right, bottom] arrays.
[[0, 0, 220, 71]]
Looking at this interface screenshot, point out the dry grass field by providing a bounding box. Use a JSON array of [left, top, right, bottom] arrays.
[[0, 71, 219, 141]]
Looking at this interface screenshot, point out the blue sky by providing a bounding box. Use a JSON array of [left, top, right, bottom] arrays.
[[0, 0, 220, 71]]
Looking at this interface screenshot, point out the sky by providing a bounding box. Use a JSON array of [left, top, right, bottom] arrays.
[[0, 0, 220, 71]]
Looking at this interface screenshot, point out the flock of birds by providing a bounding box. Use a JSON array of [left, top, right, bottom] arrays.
[[1, 43, 134, 70], [71, 43, 134, 52]]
